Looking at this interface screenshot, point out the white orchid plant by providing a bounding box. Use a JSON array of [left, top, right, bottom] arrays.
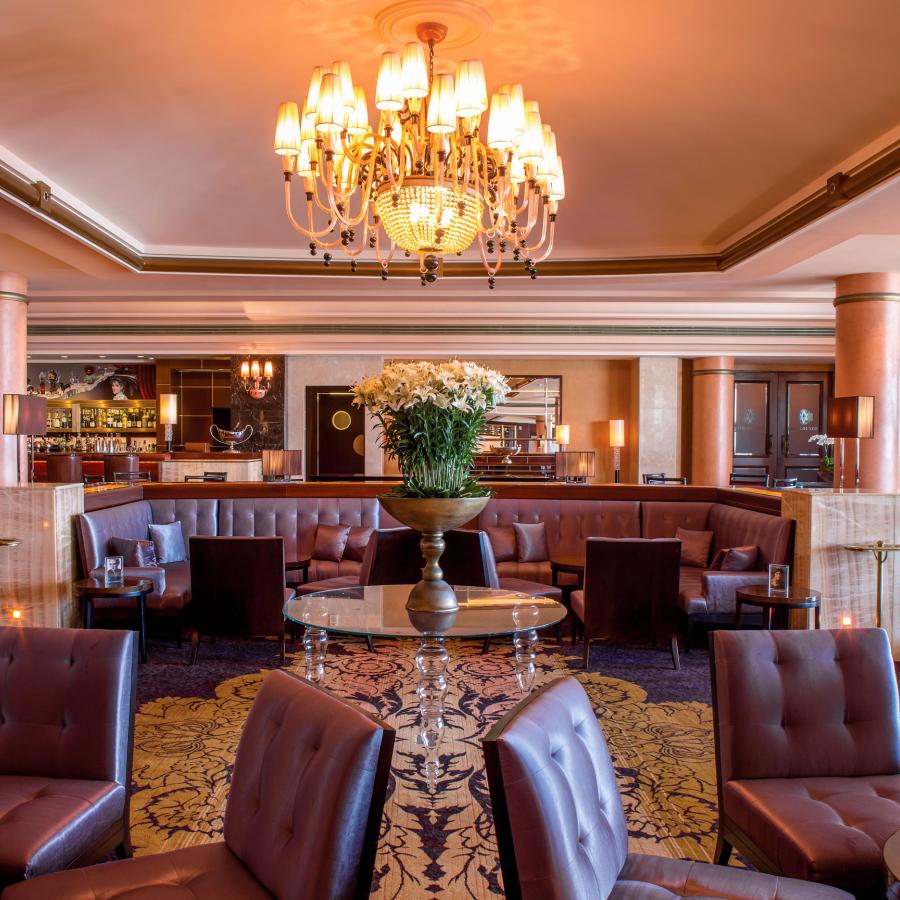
[[808, 433, 835, 472], [351, 360, 510, 498]]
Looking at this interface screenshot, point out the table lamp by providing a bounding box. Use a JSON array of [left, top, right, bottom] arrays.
[[609, 419, 625, 483], [555, 450, 596, 484], [159, 394, 178, 453], [3, 394, 47, 483], [827, 396, 874, 490]]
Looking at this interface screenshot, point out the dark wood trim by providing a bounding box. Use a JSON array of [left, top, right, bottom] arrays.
[[137, 480, 782, 515], [4, 140, 900, 279]]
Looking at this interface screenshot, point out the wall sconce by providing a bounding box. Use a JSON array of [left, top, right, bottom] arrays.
[[609, 419, 625, 484], [159, 393, 178, 453], [240, 359, 274, 400], [554, 424, 570, 447], [3, 394, 47, 483], [827, 395, 874, 490]]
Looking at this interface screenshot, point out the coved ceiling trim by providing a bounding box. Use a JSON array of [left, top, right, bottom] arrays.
[[4, 140, 900, 279], [27, 323, 836, 337]]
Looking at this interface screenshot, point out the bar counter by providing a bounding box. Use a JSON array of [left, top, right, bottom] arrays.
[[34, 451, 260, 483]]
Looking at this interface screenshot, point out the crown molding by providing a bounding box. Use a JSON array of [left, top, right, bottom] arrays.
[[3, 140, 900, 279]]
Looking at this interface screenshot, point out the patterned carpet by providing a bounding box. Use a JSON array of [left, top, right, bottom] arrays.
[[132, 635, 720, 897]]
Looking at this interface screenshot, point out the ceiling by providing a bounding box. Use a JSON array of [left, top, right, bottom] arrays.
[[3, 0, 900, 357]]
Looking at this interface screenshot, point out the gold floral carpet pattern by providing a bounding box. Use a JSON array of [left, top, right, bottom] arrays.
[[131, 639, 718, 897]]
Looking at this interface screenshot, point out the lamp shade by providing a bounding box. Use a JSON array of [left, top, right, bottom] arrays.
[[554, 424, 570, 446], [555, 450, 596, 479], [159, 394, 178, 426], [426, 74, 456, 135], [827, 396, 875, 439], [4, 395, 47, 436], [609, 419, 625, 448]]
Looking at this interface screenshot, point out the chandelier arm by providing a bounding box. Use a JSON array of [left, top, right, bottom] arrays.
[[283, 178, 337, 239], [530, 218, 556, 264], [323, 152, 375, 229], [476, 231, 503, 277], [521, 204, 550, 253], [374, 218, 396, 268]]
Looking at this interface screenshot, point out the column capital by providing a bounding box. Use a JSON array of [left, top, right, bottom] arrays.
[[835, 272, 900, 302]]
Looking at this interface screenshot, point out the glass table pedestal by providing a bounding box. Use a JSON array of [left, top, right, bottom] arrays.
[[284, 585, 565, 790]]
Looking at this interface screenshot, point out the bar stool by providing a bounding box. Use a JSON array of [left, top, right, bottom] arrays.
[[45, 452, 83, 483], [103, 452, 139, 483]]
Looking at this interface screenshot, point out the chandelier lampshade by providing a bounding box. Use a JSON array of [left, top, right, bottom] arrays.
[[273, 18, 562, 286]]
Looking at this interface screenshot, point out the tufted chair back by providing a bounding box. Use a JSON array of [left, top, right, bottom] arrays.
[[0, 626, 136, 784], [712, 628, 900, 782], [483, 677, 627, 900], [224, 669, 395, 900]]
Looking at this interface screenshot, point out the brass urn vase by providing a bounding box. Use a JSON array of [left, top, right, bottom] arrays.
[[378, 495, 490, 612]]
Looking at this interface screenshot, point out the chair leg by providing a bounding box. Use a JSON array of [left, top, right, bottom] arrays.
[[189, 629, 200, 665], [670, 634, 680, 670], [713, 832, 732, 866], [113, 837, 133, 860], [481, 637, 491, 653], [582, 637, 590, 669], [366, 635, 375, 653]]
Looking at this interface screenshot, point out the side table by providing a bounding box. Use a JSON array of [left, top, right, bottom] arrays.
[[75, 576, 154, 663], [735, 584, 821, 631], [844, 541, 900, 628], [285, 557, 312, 585]]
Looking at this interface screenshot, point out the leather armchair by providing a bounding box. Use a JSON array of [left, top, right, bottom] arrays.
[[483, 676, 850, 900], [4, 669, 396, 900], [0, 626, 137, 889], [571, 537, 681, 669], [711, 628, 900, 898]]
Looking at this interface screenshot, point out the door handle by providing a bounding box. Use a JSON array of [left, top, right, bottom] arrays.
[[765, 433, 771, 456], [781, 433, 788, 456]]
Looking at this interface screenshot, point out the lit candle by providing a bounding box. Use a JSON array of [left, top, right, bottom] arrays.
[[11, 609, 21, 620], [841, 614, 852, 627]]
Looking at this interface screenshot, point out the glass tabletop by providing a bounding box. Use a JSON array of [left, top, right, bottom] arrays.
[[284, 584, 566, 638]]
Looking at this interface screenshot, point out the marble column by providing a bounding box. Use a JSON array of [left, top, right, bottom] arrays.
[[636, 357, 682, 479], [0, 273, 28, 486], [834, 273, 900, 491], [691, 356, 734, 486]]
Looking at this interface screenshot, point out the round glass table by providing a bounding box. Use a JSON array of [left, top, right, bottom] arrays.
[[284, 584, 566, 788]]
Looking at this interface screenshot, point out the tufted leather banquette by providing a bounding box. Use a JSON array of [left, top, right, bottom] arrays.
[[0, 627, 137, 888], [3, 669, 395, 900], [711, 628, 900, 898], [73, 492, 790, 637], [483, 676, 851, 900]]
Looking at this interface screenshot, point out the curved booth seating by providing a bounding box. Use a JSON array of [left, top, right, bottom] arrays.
[[483, 676, 852, 900], [45, 452, 83, 484], [571, 537, 681, 669], [3, 670, 395, 900], [711, 628, 900, 898], [0, 626, 137, 889]]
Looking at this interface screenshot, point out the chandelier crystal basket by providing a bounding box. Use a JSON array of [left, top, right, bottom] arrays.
[[273, 20, 563, 287]]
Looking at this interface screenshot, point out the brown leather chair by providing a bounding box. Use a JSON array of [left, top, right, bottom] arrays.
[[103, 453, 139, 483], [711, 628, 900, 898], [571, 537, 681, 669], [188, 536, 295, 663], [45, 452, 83, 483], [0, 626, 137, 889], [4, 669, 396, 900], [483, 676, 851, 900]]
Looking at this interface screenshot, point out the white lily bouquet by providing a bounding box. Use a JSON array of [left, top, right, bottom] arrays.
[[351, 360, 510, 498]]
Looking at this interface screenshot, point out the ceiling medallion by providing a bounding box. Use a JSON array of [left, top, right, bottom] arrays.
[[272, 14, 563, 288]]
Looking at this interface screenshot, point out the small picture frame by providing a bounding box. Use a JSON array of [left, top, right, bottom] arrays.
[[104, 555, 124, 588], [768, 563, 789, 596]]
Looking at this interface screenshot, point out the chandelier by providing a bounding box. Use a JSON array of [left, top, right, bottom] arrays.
[[273, 21, 563, 287]]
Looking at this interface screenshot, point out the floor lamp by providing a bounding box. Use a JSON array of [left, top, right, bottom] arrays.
[[3, 394, 47, 484]]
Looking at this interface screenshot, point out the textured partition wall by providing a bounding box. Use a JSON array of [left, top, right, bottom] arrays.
[[781, 490, 899, 653], [0, 483, 83, 628], [158, 458, 263, 482]]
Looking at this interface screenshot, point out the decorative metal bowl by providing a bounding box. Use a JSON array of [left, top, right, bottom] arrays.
[[210, 423, 253, 453]]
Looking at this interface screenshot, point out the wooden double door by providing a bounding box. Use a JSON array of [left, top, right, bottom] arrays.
[[733, 372, 831, 483]]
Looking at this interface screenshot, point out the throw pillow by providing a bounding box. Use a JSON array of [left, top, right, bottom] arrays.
[[720, 545, 758, 571], [109, 537, 158, 567], [675, 527, 713, 568], [148, 522, 187, 564], [514, 521, 549, 563], [344, 526, 373, 563], [487, 526, 517, 563], [314, 523, 352, 562]]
